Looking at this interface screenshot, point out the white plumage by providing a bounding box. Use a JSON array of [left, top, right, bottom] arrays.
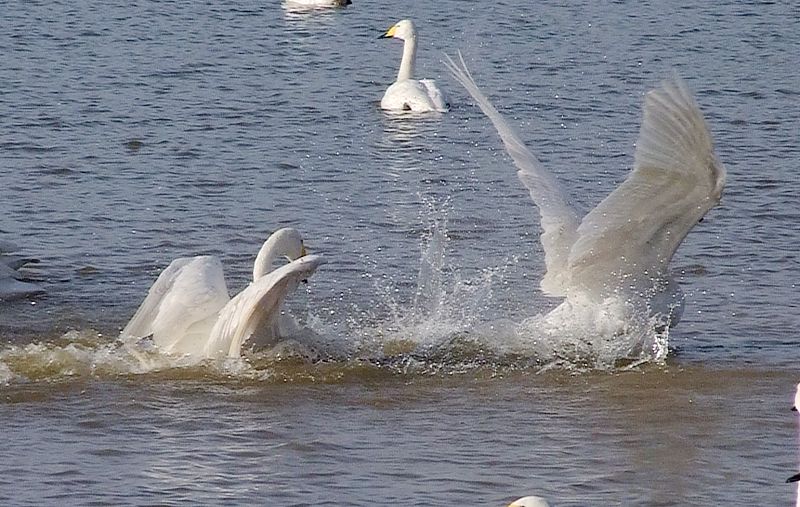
[[121, 228, 324, 360], [445, 52, 725, 339], [380, 20, 448, 113]]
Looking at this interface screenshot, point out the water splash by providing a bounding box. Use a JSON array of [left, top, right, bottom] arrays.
[[348, 203, 504, 364], [336, 198, 676, 371]]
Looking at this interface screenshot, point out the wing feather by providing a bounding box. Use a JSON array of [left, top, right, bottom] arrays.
[[121, 257, 195, 339], [567, 78, 726, 293], [122, 256, 230, 356], [204, 255, 325, 359], [444, 52, 580, 295]]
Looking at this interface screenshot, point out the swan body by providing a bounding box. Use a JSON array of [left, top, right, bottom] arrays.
[[445, 53, 725, 340], [0, 242, 45, 301], [790, 383, 800, 506], [121, 228, 324, 360], [509, 497, 551, 507], [793, 382, 800, 412], [380, 19, 448, 113], [283, 0, 351, 9]]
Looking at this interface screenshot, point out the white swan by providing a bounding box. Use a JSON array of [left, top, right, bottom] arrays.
[[0, 241, 45, 301], [445, 53, 725, 341], [121, 228, 324, 360], [380, 19, 448, 113], [509, 496, 551, 507], [283, 0, 351, 10], [789, 383, 800, 507], [792, 382, 800, 412], [789, 474, 800, 507]]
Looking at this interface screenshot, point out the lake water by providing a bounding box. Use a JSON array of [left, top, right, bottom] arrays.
[[1, 0, 799, 505]]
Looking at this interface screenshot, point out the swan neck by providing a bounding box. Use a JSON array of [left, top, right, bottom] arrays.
[[253, 244, 279, 280], [397, 36, 417, 81]]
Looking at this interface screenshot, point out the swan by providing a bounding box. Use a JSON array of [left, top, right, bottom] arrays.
[[793, 382, 800, 412], [788, 473, 800, 507], [445, 52, 725, 345], [283, 0, 351, 9], [0, 241, 45, 301], [508, 496, 551, 507], [379, 19, 448, 113], [789, 383, 800, 507], [121, 228, 324, 360]]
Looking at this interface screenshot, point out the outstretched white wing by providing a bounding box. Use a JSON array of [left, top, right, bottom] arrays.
[[121, 256, 230, 356], [445, 52, 580, 296], [566, 78, 726, 294], [204, 254, 325, 359]]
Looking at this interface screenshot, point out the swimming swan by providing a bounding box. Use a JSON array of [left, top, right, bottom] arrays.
[[380, 19, 448, 113], [121, 228, 324, 360], [508, 496, 551, 507], [283, 0, 351, 9], [445, 52, 725, 337], [788, 383, 800, 507]]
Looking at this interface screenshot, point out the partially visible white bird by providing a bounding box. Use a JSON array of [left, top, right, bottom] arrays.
[[445, 52, 725, 343], [380, 19, 448, 113], [121, 228, 324, 360], [789, 383, 800, 507], [283, 0, 351, 10], [508, 496, 551, 507], [0, 241, 45, 301]]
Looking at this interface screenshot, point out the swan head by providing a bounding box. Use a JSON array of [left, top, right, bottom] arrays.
[[253, 228, 307, 280], [380, 19, 416, 41], [793, 382, 800, 411], [508, 496, 551, 507], [269, 227, 307, 261]]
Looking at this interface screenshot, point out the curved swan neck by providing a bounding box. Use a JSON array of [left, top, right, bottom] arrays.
[[397, 35, 417, 81], [252, 228, 305, 280], [253, 241, 280, 280]]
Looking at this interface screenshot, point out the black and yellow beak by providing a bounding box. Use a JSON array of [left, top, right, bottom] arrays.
[[379, 24, 397, 39]]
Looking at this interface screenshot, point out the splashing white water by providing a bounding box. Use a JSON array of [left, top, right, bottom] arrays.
[[342, 201, 674, 370]]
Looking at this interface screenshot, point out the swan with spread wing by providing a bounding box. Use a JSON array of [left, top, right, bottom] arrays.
[[121, 228, 324, 360], [445, 53, 725, 343]]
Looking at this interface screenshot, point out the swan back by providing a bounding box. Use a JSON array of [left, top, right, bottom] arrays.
[[419, 79, 448, 112], [509, 496, 551, 507], [284, 0, 351, 8], [253, 228, 306, 280]]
